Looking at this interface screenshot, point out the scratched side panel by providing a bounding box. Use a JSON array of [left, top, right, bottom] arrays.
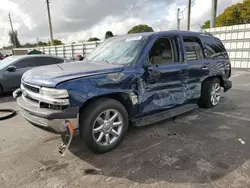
[[56, 67, 138, 114], [137, 64, 189, 116], [187, 59, 227, 100]]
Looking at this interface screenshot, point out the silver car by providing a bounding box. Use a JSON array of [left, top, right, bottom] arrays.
[[0, 55, 67, 96]]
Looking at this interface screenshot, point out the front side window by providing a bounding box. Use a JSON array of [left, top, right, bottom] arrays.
[[85, 36, 148, 65], [148, 38, 174, 65], [15, 57, 38, 68], [183, 37, 204, 61]]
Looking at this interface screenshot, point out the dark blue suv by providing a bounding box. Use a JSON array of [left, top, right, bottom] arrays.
[[15, 31, 232, 153]]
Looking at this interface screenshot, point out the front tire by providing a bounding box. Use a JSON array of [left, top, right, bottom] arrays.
[[198, 78, 222, 108], [80, 98, 128, 153]]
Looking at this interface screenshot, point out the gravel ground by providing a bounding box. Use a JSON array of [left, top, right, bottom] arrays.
[[1, 69, 250, 188]]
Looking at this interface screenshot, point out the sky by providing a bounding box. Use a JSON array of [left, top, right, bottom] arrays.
[[0, 0, 243, 47]]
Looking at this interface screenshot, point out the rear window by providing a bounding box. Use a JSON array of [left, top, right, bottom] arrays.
[[201, 37, 228, 59], [183, 37, 204, 61], [38, 57, 64, 66]]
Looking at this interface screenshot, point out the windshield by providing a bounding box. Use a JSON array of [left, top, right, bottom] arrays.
[[0, 56, 18, 69], [85, 36, 148, 65]]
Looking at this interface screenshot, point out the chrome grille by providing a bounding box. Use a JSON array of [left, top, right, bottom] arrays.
[[21, 81, 69, 109], [22, 83, 40, 93], [24, 94, 39, 105]]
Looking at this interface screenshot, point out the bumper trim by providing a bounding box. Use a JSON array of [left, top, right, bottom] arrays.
[[223, 79, 232, 92]]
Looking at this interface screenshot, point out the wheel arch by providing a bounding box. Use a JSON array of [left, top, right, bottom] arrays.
[[79, 92, 138, 120], [202, 75, 224, 88]]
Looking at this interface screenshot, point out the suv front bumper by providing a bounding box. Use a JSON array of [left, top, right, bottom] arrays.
[[16, 96, 79, 132]]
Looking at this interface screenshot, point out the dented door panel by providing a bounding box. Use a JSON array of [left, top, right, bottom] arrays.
[[138, 63, 189, 115]]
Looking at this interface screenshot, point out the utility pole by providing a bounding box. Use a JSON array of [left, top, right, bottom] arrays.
[[8, 13, 17, 48], [177, 8, 180, 30], [210, 0, 217, 28], [37, 37, 39, 47], [46, 0, 54, 46], [187, 0, 191, 30]]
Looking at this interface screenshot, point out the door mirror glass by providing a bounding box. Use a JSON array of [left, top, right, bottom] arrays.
[[142, 56, 153, 70], [6, 66, 17, 72]]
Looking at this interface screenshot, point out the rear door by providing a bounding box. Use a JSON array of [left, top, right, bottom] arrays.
[[3, 57, 38, 90], [38, 56, 64, 66], [182, 36, 210, 101]]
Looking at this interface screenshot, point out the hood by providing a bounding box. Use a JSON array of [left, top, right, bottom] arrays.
[[22, 61, 124, 87]]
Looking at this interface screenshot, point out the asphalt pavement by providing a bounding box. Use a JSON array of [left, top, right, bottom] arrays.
[[1, 69, 250, 188]]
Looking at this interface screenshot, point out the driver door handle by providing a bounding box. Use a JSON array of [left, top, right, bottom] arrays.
[[201, 66, 208, 71]]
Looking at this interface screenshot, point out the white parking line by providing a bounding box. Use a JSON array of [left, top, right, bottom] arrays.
[[213, 112, 250, 122]]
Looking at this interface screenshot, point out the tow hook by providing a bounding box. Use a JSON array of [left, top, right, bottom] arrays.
[[13, 88, 22, 99], [59, 120, 75, 156]]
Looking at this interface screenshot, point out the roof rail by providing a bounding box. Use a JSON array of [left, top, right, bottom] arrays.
[[200, 31, 213, 36]]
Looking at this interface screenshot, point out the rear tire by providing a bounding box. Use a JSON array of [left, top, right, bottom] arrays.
[[198, 78, 222, 108], [80, 98, 128, 153]]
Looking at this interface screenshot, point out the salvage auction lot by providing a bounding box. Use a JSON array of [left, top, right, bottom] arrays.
[[1, 70, 250, 188]]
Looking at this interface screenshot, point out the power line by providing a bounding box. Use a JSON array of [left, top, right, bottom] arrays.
[[177, 8, 180, 30], [176, 0, 196, 30], [187, 0, 192, 30], [181, 0, 196, 13]]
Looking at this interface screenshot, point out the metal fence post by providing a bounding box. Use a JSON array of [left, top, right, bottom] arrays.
[[82, 43, 85, 57], [71, 44, 74, 57], [63, 45, 65, 58], [55, 45, 57, 56]]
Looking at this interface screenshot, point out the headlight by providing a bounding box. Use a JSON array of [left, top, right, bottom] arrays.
[[40, 87, 69, 99]]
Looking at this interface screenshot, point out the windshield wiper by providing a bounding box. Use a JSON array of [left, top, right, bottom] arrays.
[[102, 59, 113, 64]]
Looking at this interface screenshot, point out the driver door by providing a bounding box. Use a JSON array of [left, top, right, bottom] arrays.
[[138, 36, 189, 115], [3, 57, 38, 91]]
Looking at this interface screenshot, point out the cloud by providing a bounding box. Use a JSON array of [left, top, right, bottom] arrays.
[[0, 0, 244, 47]]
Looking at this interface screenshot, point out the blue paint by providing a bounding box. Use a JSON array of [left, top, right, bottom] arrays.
[[21, 31, 232, 120]]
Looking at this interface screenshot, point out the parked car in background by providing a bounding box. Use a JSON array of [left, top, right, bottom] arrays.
[[14, 31, 232, 153], [0, 53, 5, 60], [0, 55, 67, 96]]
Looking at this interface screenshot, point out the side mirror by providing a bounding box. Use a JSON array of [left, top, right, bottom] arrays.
[[142, 56, 153, 70], [6, 66, 16, 72]]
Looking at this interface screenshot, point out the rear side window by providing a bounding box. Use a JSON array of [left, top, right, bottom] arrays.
[[183, 37, 204, 61], [38, 57, 64, 66], [202, 37, 228, 59], [15, 57, 38, 68]]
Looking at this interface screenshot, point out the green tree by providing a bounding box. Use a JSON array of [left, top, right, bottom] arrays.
[[201, 20, 211, 29], [202, 0, 250, 29], [48, 39, 64, 46], [105, 31, 114, 39], [87, 37, 100, 42], [22, 43, 37, 48], [38, 41, 47, 46], [8, 30, 21, 48], [128, 24, 154, 34]]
